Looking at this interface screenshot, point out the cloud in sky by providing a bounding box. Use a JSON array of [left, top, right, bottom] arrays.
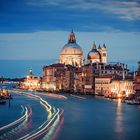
[[0, 0, 140, 32], [27, 0, 140, 21], [107, 1, 140, 20]]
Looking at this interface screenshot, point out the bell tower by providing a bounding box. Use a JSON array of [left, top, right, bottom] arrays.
[[99, 44, 107, 64]]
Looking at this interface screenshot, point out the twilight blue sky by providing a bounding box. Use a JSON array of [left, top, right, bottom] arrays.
[[0, 0, 140, 77]]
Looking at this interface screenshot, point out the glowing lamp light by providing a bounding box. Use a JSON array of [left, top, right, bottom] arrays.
[[126, 92, 129, 97], [117, 93, 122, 98]]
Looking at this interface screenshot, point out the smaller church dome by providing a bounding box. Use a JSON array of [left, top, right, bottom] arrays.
[[87, 42, 101, 60], [87, 51, 100, 59]]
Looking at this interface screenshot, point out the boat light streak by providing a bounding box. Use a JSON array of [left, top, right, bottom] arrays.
[[10, 89, 64, 140], [20, 109, 60, 140], [0, 106, 31, 132]]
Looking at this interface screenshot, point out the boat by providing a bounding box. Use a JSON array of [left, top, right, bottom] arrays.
[[127, 100, 140, 105], [0, 97, 6, 104], [0, 89, 12, 99], [5, 94, 13, 99]]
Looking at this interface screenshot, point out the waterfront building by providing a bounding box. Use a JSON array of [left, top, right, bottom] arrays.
[[74, 65, 95, 94], [92, 62, 129, 77], [42, 64, 65, 91], [95, 75, 112, 96], [81, 65, 95, 94], [95, 75, 134, 98], [110, 79, 134, 98], [42, 64, 75, 92], [21, 69, 41, 90], [58, 30, 84, 67], [64, 65, 75, 92], [134, 61, 140, 97], [42, 64, 95, 94]]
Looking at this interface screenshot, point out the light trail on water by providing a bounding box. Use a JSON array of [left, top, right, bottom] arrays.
[[0, 105, 32, 139], [10, 89, 64, 140]]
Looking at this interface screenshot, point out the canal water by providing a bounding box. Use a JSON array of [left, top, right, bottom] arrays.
[[44, 95, 140, 140], [0, 93, 48, 139], [0, 92, 140, 140]]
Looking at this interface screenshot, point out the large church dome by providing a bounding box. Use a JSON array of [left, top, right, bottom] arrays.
[[58, 31, 84, 67], [60, 43, 83, 55]]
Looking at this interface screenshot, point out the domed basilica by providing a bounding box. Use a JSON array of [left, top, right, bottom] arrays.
[[58, 31, 107, 66], [58, 30, 84, 67]]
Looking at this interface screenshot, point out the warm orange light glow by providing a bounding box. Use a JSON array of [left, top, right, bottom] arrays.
[[117, 93, 122, 98]]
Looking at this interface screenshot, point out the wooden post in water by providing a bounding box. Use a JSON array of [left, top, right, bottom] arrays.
[[8, 93, 11, 108]]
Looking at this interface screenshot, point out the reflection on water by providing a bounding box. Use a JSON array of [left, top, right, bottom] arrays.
[[1, 92, 140, 140], [115, 99, 123, 134], [51, 117, 64, 140]]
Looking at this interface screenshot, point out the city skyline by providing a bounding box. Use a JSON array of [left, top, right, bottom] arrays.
[[0, 0, 140, 77], [0, 1, 140, 140]]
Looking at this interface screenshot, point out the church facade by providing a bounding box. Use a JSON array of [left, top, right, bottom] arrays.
[[58, 30, 107, 66]]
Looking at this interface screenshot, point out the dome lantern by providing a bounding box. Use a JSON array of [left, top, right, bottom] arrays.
[[68, 30, 76, 43]]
